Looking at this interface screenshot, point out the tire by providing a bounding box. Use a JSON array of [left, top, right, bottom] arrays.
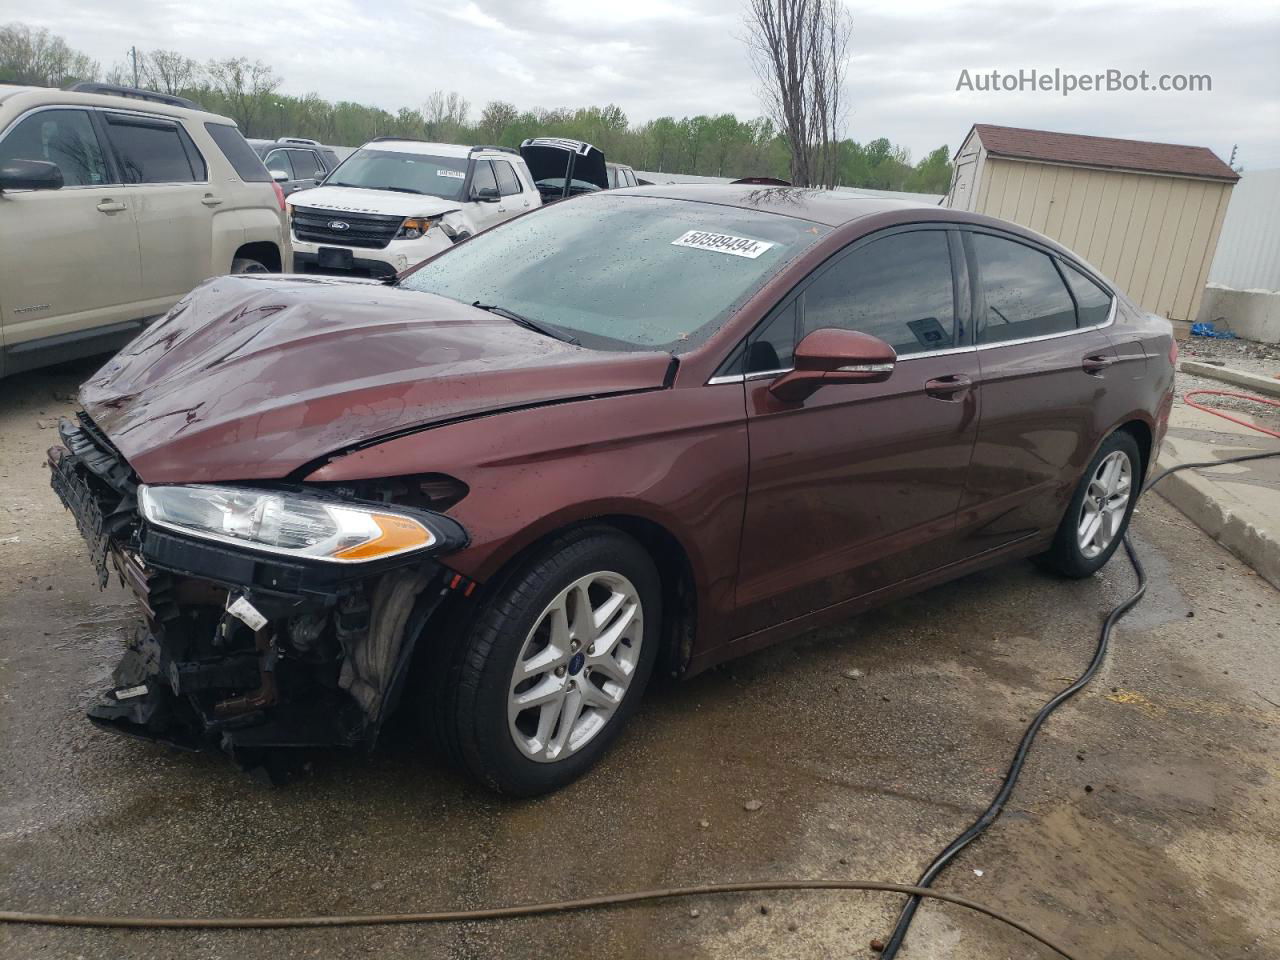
[[426, 527, 661, 796], [1039, 430, 1141, 578], [231, 257, 270, 274]]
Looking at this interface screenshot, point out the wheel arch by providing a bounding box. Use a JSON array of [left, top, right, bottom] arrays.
[[232, 240, 282, 272]]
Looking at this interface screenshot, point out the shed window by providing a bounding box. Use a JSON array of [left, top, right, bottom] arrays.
[[972, 234, 1077, 344]]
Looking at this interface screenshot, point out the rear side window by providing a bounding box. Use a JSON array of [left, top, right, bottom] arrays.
[[204, 122, 271, 182], [972, 233, 1077, 344], [803, 230, 956, 356], [493, 159, 521, 196], [624, 169, 638, 187], [0, 108, 110, 186], [1061, 261, 1113, 327], [104, 114, 204, 183]]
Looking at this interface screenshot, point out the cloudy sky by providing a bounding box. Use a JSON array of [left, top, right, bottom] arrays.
[[22, 0, 1280, 168]]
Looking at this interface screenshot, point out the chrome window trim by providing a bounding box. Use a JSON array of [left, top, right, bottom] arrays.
[[0, 102, 211, 188], [703, 299, 1117, 385]]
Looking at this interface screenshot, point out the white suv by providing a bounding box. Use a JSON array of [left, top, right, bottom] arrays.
[[287, 139, 542, 278], [0, 82, 290, 377]]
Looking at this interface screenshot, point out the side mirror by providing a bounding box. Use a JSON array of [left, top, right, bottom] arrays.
[[472, 185, 500, 202], [269, 169, 289, 182], [768, 328, 896, 402], [0, 159, 64, 192]]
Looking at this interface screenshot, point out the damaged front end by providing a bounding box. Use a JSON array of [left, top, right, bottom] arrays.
[[49, 413, 470, 772]]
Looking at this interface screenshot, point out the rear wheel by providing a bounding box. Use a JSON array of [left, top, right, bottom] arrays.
[[1039, 430, 1141, 578], [426, 527, 661, 795]]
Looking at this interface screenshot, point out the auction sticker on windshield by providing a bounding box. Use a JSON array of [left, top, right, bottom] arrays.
[[671, 230, 776, 259], [437, 169, 465, 179]]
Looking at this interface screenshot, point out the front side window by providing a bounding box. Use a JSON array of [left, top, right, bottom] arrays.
[[325, 148, 469, 199], [400, 194, 830, 352], [803, 230, 957, 356], [493, 159, 521, 196], [105, 115, 201, 183], [0, 108, 109, 186], [1061, 261, 1113, 327], [746, 300, 798, 373], [264, 149, 294, 179], [973, 233, 1077, 343], [289, 149, 324, 180], [470, 160, 498, 197]]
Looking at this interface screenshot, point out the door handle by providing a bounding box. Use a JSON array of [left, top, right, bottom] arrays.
[[1082, 354, 1116, 375], [96, 199, 127, 213], [201, 195, 224, 207], [924, 374, 973, 400]]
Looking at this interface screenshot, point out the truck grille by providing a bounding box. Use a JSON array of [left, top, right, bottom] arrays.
[[291, 205, 403, 249]]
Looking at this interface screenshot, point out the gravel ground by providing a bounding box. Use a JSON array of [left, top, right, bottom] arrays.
[[2, 358, 1279, 960], [1176, 335, 1280, 430]]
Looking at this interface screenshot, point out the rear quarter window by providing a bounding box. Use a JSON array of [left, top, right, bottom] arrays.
[[1061, 262, 1114, 327], [204, 122, 271, 182]]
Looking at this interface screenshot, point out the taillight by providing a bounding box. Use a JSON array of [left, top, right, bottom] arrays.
[[1168, 338, 1179, 367], [272, 181, 286, 211]]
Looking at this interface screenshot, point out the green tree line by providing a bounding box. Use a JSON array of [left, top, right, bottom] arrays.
[[1, 24, 953, 193]]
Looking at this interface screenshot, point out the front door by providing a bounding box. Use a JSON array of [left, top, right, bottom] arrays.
[[733, 227, 980, 636], [0, 107, 142, 351]]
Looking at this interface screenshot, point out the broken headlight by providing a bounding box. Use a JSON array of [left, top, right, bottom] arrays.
[[138, 484, 453, 564]]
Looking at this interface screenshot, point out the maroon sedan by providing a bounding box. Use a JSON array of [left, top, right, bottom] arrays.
[[50, 185, 1174, 794]]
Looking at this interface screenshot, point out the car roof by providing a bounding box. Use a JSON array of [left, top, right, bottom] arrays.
[[0, 83, 234, 125], [622, 184, 942, 227], [358, 139, 474, 158]]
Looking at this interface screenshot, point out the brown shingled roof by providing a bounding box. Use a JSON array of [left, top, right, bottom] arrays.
[[970, 124, 1239, 182]]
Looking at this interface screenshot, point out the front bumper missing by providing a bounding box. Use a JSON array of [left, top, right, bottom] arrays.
[[49, 415, 471, 773]]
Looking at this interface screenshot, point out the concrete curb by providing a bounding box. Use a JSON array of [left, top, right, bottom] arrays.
[[1154, 450, 1280, 590], [1180, 360, 1280, 398]]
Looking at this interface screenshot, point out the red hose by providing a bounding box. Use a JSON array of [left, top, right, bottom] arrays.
[[1183, 389, 1280, 439]]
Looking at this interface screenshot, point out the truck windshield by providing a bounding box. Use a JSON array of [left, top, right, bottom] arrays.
[[325, 149, 469, 199], [399, 193, 830, 352]]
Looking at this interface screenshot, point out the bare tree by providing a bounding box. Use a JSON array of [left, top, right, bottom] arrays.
[[744, 0, 851, 187], [0, 23, 98, 86], [205, 57, 281, 136], [141, 49, 201, 96], [478, 100, 518, 141], [423, 90, 469, 141]]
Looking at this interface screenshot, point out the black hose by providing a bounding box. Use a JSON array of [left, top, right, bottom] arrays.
[[880, 446, 1280, 958]]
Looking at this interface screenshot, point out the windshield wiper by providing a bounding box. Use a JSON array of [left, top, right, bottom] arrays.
[[472, 302, 580, 345]]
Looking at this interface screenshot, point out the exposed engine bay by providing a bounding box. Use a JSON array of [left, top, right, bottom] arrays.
[[48, 413, 470, 774]]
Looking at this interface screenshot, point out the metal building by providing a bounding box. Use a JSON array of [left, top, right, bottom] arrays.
[[1198, 168, 1280, 342], [945, 124, 1239, 323]]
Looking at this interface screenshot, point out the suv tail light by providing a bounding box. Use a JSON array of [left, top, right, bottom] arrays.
[[272, 181, 286, 211]]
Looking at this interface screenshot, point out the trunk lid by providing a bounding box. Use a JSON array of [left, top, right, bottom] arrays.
[[81, 275, 672, 483]]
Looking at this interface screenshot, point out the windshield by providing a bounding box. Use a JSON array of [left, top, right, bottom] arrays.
[[324, 148, 468, 198], [399, 194, 829, 351]]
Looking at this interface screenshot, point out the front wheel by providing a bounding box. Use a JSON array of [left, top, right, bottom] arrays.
[[427, 527, 661, 795], [1039, 430, 1141, 578]]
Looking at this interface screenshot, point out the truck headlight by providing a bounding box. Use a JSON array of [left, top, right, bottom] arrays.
[[138, 484, 463, 563]]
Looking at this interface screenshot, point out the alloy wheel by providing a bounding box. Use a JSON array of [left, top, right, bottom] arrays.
[[507, 571, 644, 763], [1077, 450, 1133, 559]]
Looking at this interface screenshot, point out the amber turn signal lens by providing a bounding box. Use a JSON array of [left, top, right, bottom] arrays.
[[332, 512, 435, 561]]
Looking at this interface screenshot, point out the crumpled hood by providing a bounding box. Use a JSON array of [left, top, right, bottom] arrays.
[[286, 185, 460, 218], [80, 275, 672, 483]]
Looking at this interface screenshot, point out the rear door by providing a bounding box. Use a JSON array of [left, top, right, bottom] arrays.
[[102, 111, 215, 307], [0, 106, 142, 353], [733, 226, 981, 635], [956, 228, 1119, 555], [287, 148, 326, 192]]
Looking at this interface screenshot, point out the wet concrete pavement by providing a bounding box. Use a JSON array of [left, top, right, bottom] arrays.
[[2, 359, 1278, 959]]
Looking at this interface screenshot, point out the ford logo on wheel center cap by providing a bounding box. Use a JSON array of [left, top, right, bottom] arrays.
[[328, 220, 350, 231], [568, 652, 585, 675]]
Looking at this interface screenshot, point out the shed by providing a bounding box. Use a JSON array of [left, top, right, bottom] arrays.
[[945, 123, 1239, 322]]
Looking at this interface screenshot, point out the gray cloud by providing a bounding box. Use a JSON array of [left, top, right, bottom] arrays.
[[21, 0, 1280, 168]]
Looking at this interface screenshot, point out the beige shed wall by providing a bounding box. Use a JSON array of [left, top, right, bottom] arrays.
[[970, 157, 1232, 322]]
